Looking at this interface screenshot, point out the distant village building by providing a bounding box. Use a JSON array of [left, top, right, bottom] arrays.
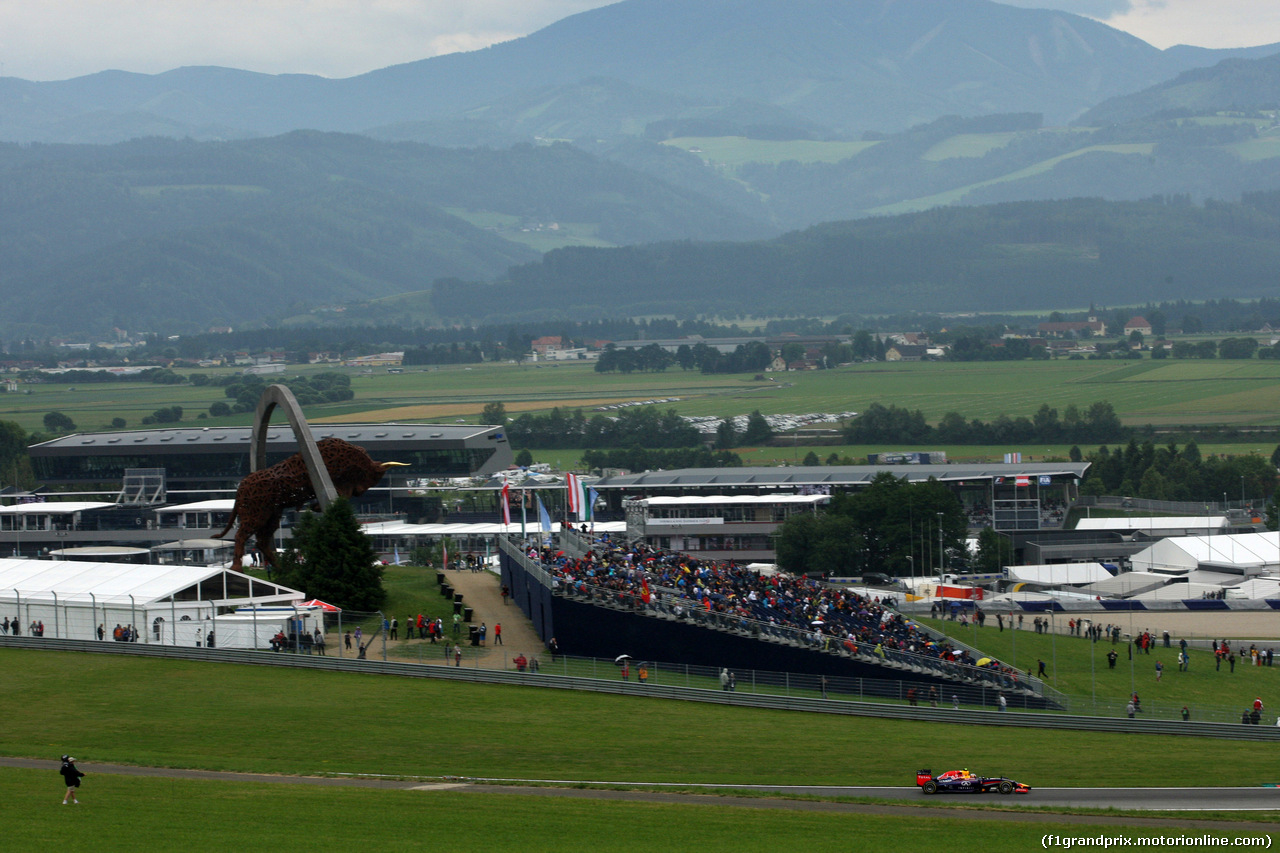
[[885, 344, 927, 362], [1124, 316, 1153, 336], [530, 336, 565, 356], [1037, 316, 1106, 338], [345, 352, 404, 368]]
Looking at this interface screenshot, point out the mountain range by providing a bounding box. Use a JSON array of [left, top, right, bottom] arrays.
[[3, 0, 1278, 146], [3, 0, 1280, 336]]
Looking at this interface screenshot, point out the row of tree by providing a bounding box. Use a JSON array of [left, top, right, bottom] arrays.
[[504, 407, 701, 450], [1079, 440, 1277, 504], [594, 341, 774, 375], [844, 402, 1126, 445], [216, 373, 353, 414], [580, 447, 742, 472], [774, 474, 970, 578]]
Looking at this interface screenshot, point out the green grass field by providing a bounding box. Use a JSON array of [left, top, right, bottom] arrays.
[[921, 618, 1280, 722], [7, 641, 1280, 848], [870, 143, 1158, 215], [660, 136, 879, 167], [6, 647, 1280, 787], [10, 768, 1220, 853]]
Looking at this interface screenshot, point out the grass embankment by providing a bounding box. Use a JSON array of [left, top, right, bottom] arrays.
[[921, 617, 1280, 721], [5, 648, 1280, 788]]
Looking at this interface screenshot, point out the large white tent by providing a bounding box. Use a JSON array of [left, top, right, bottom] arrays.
[[1005, 562, 1114, 586], [1080, 571, 1171, 598], [0, 557, 306, 648], [1130, 531, 1280, 574]]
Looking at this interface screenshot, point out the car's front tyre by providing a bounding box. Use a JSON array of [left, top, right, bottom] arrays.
[[998, 781, 1014, 795]]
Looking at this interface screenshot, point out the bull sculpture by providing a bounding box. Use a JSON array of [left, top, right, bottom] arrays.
[[214, 437, 408, 568]]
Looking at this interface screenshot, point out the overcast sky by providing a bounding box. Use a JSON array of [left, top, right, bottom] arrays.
[[2, 0, 1279, 82]]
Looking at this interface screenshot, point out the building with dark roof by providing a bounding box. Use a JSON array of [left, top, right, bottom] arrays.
[[29, 423, 510, 492], [593, 463, 1090, 534], [7, 423, 512, 558]]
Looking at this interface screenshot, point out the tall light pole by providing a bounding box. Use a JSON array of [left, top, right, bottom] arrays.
[[936, 512, 944, 579]]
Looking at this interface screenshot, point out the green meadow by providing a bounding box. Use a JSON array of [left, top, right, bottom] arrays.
[[8, 769, 1231, 853], [5, 647, 1280, 787], [921, 618, 1280, 722], [660, 136, 879, 167]]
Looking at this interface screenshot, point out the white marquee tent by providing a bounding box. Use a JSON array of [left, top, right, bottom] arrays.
[[0, 557, 307, 648], [1005, 562, 1114, 586], [1130, 531, 1280, 575]]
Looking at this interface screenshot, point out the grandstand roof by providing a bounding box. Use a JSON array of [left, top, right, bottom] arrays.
[[635, 494, 828, 506], [593, 463, 1089, 490], [158, 500, 236, 513], [31, 422, 496, 451], [1074, 516, 1228, 534], [0, 501, 115, 515], [361, 521, 627, 536]]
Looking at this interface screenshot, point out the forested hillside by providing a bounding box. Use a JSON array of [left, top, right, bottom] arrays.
[[431, 194, 1280, 322], [0, 133, 772, 335]]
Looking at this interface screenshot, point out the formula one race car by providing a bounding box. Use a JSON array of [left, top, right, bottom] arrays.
[[916, 768, 1031, 795]]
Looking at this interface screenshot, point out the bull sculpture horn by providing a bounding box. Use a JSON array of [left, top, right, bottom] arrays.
[[379, 461, 410, 468]]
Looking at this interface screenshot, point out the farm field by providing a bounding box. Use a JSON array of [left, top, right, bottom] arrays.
[[660, 136, 879, 167], [7, 357, 1280, 455], [870, 143, 1158, 215]]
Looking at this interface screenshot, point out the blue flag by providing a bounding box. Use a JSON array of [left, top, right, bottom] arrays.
[[537, 495, 552, 533]]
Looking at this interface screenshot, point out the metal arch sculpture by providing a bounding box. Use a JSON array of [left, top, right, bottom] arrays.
[[213, 384, 408, 568], [251, 384, 337, 508]]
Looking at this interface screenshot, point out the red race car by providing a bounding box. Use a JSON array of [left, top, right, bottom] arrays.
[[917, 768, 1031, 795]]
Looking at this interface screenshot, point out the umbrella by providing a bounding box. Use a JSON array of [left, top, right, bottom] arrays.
[[614, 654, 632, 663], [811, 619, 825, 626], [976, 657, 992, 667]]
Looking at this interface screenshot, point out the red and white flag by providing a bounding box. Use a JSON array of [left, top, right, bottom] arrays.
[[501, 482, 512, 524], [1015, 475, 1030, 487], [566, 473, 585, 521]]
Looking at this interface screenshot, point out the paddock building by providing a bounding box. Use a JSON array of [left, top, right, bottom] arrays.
[[593, 463, 1088, 534], [5, 423, 512, 558]]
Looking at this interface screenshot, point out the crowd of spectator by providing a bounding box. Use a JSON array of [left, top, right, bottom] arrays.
[[527, 537, 1029, 693]]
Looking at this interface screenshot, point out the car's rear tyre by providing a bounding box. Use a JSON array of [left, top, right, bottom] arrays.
[[998, 781, 1014, 795], [922, 781, 937, 795]]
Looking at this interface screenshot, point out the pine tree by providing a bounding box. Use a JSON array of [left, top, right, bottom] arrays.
[[280, 498, 386, 611]]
